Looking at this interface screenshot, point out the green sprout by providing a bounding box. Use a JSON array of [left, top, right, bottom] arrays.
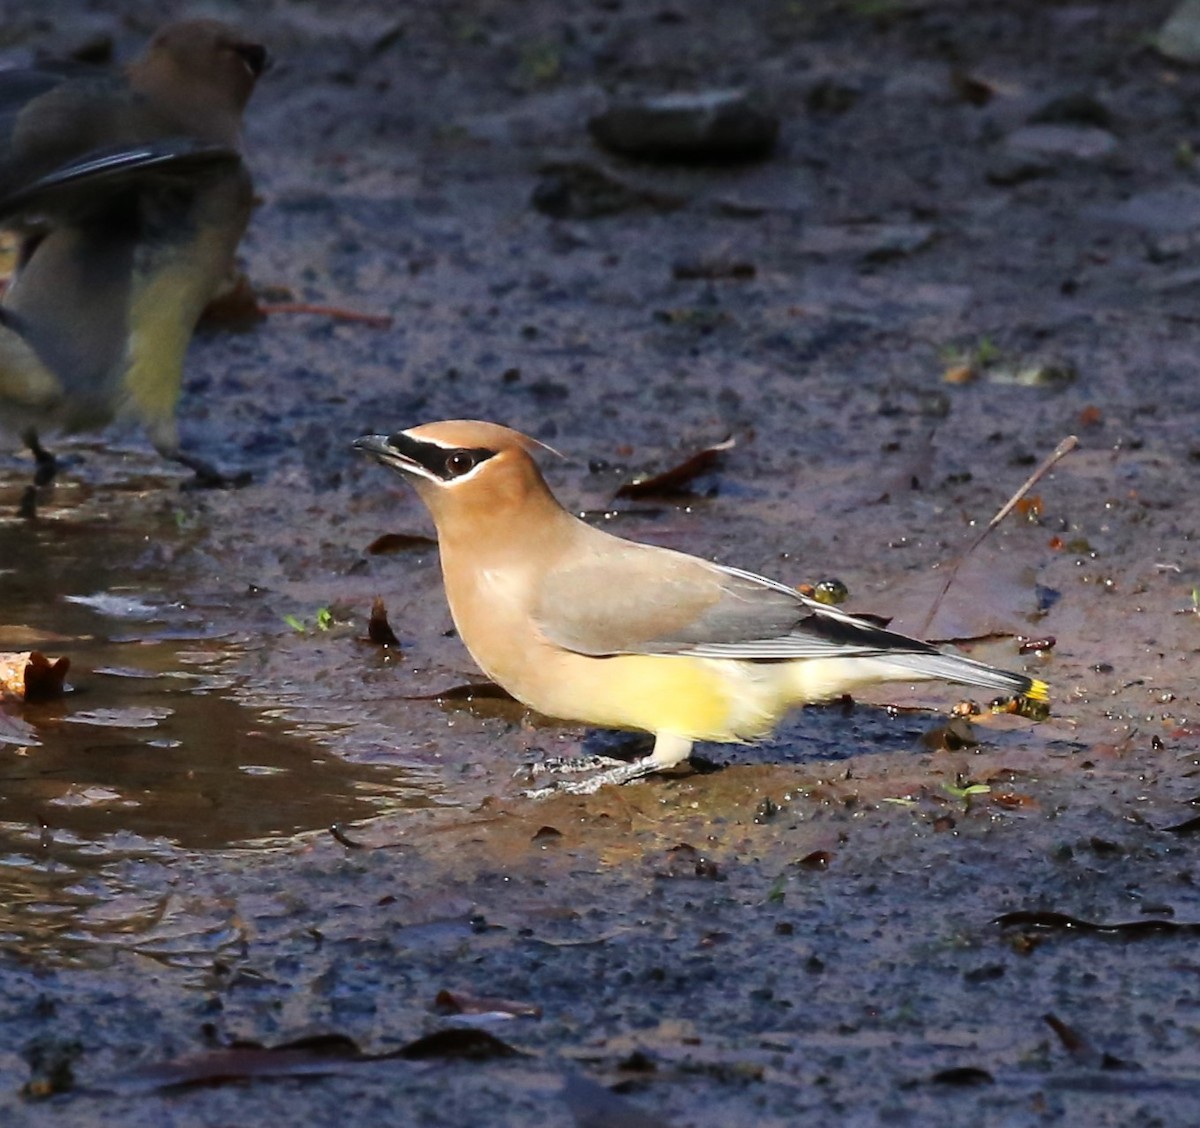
[[942, 781, 991, 801], [284, 607, 334, 634]]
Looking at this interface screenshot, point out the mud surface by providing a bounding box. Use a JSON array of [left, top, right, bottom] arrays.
[[2, 0, 1200, 1123]]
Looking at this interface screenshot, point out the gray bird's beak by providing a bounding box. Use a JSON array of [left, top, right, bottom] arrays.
[[352, 434, 420, 477]]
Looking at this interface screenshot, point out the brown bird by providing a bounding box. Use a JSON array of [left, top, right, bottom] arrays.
[[355, 420, 1050, 794], [0, 19, 269, 512]]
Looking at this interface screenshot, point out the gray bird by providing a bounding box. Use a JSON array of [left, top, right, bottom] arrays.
[[0, 19, 268, 513]]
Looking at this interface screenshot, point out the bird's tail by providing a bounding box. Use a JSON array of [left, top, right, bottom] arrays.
[[880, 649, 1049, 702]]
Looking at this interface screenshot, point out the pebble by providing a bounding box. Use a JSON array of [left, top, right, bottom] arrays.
[[588, 89, 779, 163]]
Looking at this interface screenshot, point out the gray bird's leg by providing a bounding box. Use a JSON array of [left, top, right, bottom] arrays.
[[523, 733, 694, 798]]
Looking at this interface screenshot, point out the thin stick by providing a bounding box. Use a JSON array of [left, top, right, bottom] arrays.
[[917, 435, 1079, 637], [259, 302, 393, 329]]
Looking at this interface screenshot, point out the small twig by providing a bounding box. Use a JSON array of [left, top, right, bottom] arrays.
[[918, 435, 1079, 637], [329, 822, 365, 849], [258, 302, 393, 329]]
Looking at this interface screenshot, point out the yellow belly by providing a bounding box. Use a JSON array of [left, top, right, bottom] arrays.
[[498, 647, 785, 744]]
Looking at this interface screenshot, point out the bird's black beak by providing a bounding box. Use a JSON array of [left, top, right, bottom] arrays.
[[235, 42, 271, 78], [353, 434, 420, 477]]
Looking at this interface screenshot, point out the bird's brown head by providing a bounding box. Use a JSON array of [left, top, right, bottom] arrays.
[[130, 20, 269, 139], [354, 420, 564, 540]]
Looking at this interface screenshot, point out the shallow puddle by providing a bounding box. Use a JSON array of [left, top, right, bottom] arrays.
[[0, 491, 435, 963]]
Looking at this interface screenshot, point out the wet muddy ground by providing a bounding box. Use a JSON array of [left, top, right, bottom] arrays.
[[3, 0, 1200, 1123]]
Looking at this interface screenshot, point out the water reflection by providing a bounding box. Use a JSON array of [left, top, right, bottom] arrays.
[[0, 490, 431, 963]]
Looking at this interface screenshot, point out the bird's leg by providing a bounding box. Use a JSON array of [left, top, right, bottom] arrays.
[[17, 486, 38, 520], [17, 430, 56, 519], [25, 430, 57, 486], [171, 450, 252, 490], [523, 733, 694, 797]]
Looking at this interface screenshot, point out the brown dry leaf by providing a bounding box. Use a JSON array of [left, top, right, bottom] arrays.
[[108, 1034, 367, 1093], [397, 1028, 523, 1060], [615, 436, 735, 499], [0, 651, 69, 702], [950, 69, 999, 106], [795, 850, 833, 871], [198, 272, 267, 331], [943, 362, 977, 385], [367, 597, 401, 647], [366, 532, 438, 555], [105, 1028, 523, 1094]]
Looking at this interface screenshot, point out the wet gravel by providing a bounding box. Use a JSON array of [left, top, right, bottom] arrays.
[[3, 1, 1200, 1123]]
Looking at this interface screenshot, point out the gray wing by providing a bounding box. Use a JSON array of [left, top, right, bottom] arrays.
[[532, 542, 941, 662]]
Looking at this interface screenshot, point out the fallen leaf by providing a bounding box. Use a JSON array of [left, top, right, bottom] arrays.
[[795, 850, 833, 871], [366, 532, 438, 555], [434, 989, 543, 1019], [198, 273, 267, 331], [929, 1065, 994, 1086], [995, 911, 1200, 936], [950, 70, 999, 106], [367, 597, 401, 647], [615, 437, 735, 499], [398, 1028, 523, 1060], [0, 651, 69, 702], [103, 1028, 523, 1094], [107, 1034, 368, 1093]]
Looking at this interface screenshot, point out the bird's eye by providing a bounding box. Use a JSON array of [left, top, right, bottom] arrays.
[[445, 450, 477, 478]]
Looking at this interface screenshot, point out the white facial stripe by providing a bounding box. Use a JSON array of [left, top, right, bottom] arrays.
[[401, 432, 459, 449]]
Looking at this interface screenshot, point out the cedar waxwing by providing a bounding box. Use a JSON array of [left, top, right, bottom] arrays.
[[0, 19, 268, 509], [355, 421, 1050, 793]]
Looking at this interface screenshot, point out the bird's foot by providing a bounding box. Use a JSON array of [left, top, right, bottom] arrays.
[[172, 452, 252, 491], [17, 485, 38, 520], [522, 755, 662, 798], [516, 753, 627, 780], [30, 448, 57, 487]]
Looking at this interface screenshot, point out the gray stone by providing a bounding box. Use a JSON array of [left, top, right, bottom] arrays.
[[588, 89, 779, 163], [1004, 123, 1118, 160], [531, 161, 686, 219], [1156, 0, 1200, 64], [795, 223, 936, 262], [1030, 90, 1113, 129], [1087, 185, 1200, 233]]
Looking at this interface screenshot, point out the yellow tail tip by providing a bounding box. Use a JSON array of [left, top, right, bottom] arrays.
[[1024, 679, 1050, 703]]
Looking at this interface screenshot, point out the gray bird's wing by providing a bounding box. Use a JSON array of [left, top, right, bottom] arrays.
[[532, 540, 940, 661]]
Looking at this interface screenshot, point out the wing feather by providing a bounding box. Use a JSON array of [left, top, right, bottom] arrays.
[[532, 544, 940, 662]]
